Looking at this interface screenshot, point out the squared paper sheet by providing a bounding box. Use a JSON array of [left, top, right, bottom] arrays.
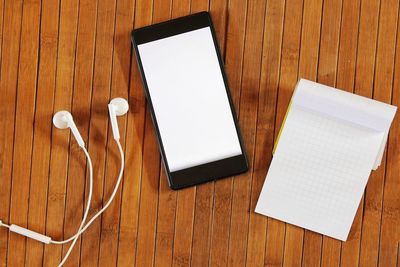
[[292, 79, 397, 169], [255, 79, 396, 241]]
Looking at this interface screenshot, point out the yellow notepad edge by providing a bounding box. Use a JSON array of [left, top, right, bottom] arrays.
[[273, 100, 292, 154]]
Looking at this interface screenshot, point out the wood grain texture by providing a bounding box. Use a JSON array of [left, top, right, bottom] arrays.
[[0, 1, 23, 267], [43, 0, 79, 265], [0, 0, 399, 266], [62, 0, 97, 266], [357, 1, 382, 267], [227, 1, 266, 266], [247, 0, 285, 266], [7, 0, 41, 265], [375, 0, 400, 266], [25, 0, 59, 266]]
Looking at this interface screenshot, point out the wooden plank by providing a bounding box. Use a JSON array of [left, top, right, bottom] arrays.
[[259, 5, 286, 267], [154, 170, 176, 267], [24, 0, 60, 265], [295, 0, 324, 266], [261, 0, 303, 265], [97, 0, 133, 266], [58, 0, 98, 266], [208, 0, 226, 50], [227, 0, 266, 266], [0, 0, 4, 61], [133, 3, 161, 264], [135, 109, 160, 267], [6, 0, 41, 266], [336, 0, 361, 92], [318, 0, 343, 265], [298, 0, 323, 81], [273, 0, 303, 131], [78, 0, 117, 265], [378, 19, 400, 265], [190, 0, 209, 14], [208, 0, 247, 266], [245, 0, 285, 266], [378, 0, 400, 265], [334, 0, 362, 266], [116, 0, 151, 266], [172, 184, 196, 267], [357, 2, 382, 266], [317, 0, 342, 86], [0, 0, 23, 265], [221, 0, 247, 110], [398, 243, 400, 266], [43, 0, 80, 265], [169, 1, 195, 267]]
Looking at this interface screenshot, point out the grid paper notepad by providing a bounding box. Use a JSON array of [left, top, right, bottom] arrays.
[[255, 79, 397, 241]]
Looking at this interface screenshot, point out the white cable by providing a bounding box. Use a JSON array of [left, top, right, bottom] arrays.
[[56, 139, 125, 266], [0, 220, 10, 229], [0, 140, 124, 266], [51, 139, 124, 245], [0, 146, 94, 256], [56, 146, 93, 267]]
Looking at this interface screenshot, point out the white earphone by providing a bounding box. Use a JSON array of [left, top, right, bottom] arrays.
[[108, 97, 129, 140], [0, 98, 129, 267], [53, 110, 86, 147]]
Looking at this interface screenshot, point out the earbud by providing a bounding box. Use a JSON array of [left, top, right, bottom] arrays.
[[53, 111, 85, 147], [2, 102, 129, 267], [108, 98, 129, 140]]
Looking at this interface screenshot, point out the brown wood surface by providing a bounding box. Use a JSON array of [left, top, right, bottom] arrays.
[[0, 0, 399, 266]]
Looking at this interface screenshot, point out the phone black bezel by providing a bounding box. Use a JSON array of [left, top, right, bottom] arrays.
[[131, 11, 248, 189]]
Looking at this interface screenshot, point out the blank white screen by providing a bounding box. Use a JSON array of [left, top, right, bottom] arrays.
[[138, 27, 242, 172]]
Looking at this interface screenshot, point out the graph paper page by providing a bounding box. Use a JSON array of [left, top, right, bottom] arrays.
[[255, 105, 384, 241], [292, 79, 397, 169]]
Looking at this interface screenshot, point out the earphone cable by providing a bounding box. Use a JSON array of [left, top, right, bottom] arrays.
[[51, 139, 125, 245], [0, 146, 94, 244], [56, 146, 93, 267], [0, 222, 10, 229], [56, 138, 125, 266], [58, 147, 93, 267]]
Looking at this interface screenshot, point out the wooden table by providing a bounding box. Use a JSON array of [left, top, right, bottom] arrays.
[[1, 0, 399, 266]]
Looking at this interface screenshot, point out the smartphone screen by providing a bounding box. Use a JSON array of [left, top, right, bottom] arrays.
[[137, 26, 242, 172]]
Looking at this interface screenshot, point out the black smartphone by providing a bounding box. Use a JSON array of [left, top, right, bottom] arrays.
[[131, 12, 248, 189]]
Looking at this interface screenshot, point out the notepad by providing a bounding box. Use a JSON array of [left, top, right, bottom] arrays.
[[255, 79, 397, 241]]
